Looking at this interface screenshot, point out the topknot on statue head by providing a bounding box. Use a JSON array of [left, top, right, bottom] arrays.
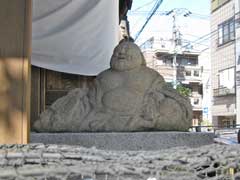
[[110, 39, 146, 71]]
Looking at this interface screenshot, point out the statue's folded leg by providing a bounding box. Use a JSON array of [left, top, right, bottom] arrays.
[[142, 82, 192, 131], [33, 88, 91, 132]]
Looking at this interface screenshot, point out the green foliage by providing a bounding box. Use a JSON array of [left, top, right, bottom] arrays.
[[176, 84, 191, 97], [165, 83, 191, 97]]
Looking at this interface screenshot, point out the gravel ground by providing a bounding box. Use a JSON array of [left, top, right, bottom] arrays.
[[0, 143, 240, 180]]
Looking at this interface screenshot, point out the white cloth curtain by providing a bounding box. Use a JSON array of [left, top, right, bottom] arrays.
[[32, 0, 119, 75]]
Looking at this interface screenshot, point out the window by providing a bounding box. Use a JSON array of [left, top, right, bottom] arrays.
[[223, 23, 229, 42], [178, 57, 198, 66], [163, 59, 172, 65], [194, 70, 200, 77], [218, 18, 235, 45], [193, 98, 199, 105], [219, 67, 235, 89], [185, 70, 191, 76], [229, 20, 235, 40], [198, 85, 203, 95], [180, 58, 194, 66], [218, 26, 223, 44], [223, 121, 231, 128], [181, 58, 188, 65]]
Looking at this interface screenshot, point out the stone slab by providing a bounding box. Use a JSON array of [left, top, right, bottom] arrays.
[[30, 132, 215, 151]]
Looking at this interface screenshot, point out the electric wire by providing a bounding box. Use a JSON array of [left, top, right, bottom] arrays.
[[132, 0, 157, 11], [134, 0, 164, 41]]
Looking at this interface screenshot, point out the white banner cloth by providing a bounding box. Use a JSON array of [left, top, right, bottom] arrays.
[[32, 0, 119, 75]]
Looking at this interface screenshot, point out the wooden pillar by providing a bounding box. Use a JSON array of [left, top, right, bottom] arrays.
[[0, 0, 32, 144]]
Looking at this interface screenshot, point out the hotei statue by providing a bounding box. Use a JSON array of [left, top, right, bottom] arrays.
[[33, 41, 192, 132]]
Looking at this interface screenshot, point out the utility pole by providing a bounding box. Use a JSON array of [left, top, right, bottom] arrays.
[[172, 12, 178, 89], [166, 8, 192, 89]]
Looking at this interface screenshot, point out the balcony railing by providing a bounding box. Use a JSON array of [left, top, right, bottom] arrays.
[[213, 87, 235, 97]]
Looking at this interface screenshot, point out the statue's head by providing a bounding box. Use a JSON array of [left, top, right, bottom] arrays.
[[110, 41, 146, 71]]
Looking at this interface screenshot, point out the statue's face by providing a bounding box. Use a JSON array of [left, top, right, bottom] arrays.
[[110, 42, 144, 71]]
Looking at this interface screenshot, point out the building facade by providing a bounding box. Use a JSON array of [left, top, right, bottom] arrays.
[[211, 0, 237, 127], [235, 0, 240, 124], [141, 38, 205, 126]]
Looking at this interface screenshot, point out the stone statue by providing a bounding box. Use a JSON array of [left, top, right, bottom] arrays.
[[33, 41, 192, 132]]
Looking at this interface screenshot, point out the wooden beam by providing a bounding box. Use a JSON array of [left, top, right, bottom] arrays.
[[0, 0, 32, 144]]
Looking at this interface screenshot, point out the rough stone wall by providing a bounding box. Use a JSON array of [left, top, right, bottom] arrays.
[[1, 144, 240, 180]]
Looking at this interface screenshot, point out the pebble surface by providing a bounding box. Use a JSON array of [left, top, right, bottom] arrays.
[[1, 144, 240, 180]]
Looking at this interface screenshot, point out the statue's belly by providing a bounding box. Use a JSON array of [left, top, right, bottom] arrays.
[[102, 88, 143, 113]]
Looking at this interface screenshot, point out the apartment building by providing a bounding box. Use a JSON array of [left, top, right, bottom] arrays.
[[211, 0, 237, 127], [141, 38, 204, 126], [235, 0, 240, 124]]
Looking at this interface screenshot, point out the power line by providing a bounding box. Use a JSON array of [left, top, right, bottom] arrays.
[[182, 39, 210, 47], [132, 0, 156, 11], [128, 10, 168, 15], [138, 11, 240, 70], [191, 12, 210, 18], [140, 37, 213, 61], [130, 4, 162, 37], [140, 29, 217, 58], [128, 1, 159, 33], [182, 29, 218, 48], [129, 10, 210, 17], [150, 38, 210, 49], [184, 33, 205, 38], [139, 27, 218, 51], [134, 0, 163, 40], [140, 11, 237, 45], [129, 10, 210, 21], [200, 47, 210, 53], [138, 10, 240, 51], [130, 10, 210, 39], [134, 0, 164, 41]]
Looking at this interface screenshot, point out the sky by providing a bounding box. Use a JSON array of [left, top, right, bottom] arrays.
[[127, 0, 211, 52]]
